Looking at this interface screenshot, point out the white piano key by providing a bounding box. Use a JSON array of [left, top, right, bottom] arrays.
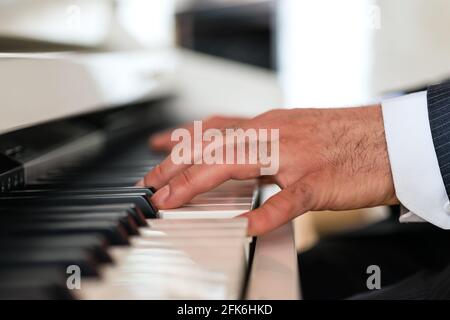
[[147, 217, 248, 229], [77, 180, 255, 300], [79, 277, 229, 300], [78, 241, 246, 299], [131, 236, 249, 248], [139, 227, 247, 238], [158, 204, 252, 219], [187, 197, 253, 205]]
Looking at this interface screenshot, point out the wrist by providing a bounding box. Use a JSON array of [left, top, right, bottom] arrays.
[[318, 104, 398, 210]]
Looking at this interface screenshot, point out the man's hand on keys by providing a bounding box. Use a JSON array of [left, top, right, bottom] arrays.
[[139, 107, 398, 236]]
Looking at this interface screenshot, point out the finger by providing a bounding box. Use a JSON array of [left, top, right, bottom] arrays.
[[149, 124, 195, 152], [240, 180, 315, 236], [151, 163, 261, 209], [149, 116, 247, 152], [143, 123, 252, 189], [149, 128, 177, 151], [142, 131, 222, 188], [140, 155, 192, 189]]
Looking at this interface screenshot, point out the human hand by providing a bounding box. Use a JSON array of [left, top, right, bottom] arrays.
[[140, 107, 398, 235]]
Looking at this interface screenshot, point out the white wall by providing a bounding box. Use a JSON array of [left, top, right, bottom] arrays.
[[0, 0, 114, 46], [371, 0, 450, 94], [0, 0, 176, 49], [115, 0, 175, 48], [277, 0, 375, 107], [277, 0, 450, 108]]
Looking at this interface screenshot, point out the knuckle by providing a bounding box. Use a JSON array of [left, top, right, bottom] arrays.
[[232, 172, 249, 180], [273, 193, 294, 215], [179, 169, 195, 188], [291, 181, 314, 210], [205, 115, 224, 123], [143, 173, 151, 186], [279, 135, 289, 144], [261, 109, 282, 118], [275, 174, 289, 189], [152, 164, 165, 182], [275, 171, 298, 189], [252, 208, 272, 231], [269, 108, 283, 114]]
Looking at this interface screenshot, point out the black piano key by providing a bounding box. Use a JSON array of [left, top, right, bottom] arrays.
[[38, 175, 147, 184], [0, 105, 180, 301], [0, 234, 112, 263], [30, 180, 139, 188], [0, 267, 75, 300], [5, 188, 155, 221], [0, 203, 148, 226], [0, 212, 139, 236], [0, 248, 100, 277], [0, 283, 74, 300], [46, 164, 153, 172], [46, 164, 154, 175], [0, 194, 157, 218], [42, 170, 150, 179], [0, 221, 130, 245], [10, 186, 154, 197], [35, 176, 143, 184]]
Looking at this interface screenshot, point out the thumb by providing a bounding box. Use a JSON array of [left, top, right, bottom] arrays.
[[240, 180, 316, 236]]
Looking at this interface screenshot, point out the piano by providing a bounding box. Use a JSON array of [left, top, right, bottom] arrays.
[[0, 1, 299, 300]]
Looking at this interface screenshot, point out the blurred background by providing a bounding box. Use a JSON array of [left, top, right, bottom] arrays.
[[2, 0, 450, 251]]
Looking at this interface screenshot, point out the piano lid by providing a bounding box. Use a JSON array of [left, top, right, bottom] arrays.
[[0, 50, 177, 135], [0, 0, 177, 135], [0, 0, 114, 48]]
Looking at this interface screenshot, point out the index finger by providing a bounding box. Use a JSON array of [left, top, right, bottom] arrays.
[[151, 162, 261, 209], [138, 154, 192, 190]]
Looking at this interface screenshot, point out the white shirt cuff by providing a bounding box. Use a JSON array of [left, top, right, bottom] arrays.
[[381, 91, 450, 229]]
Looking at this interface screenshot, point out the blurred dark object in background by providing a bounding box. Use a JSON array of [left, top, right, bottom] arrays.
[[176, 0, 275, 70]]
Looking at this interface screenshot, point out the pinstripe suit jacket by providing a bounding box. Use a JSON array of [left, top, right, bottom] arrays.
[[428, 81, 450, 198]]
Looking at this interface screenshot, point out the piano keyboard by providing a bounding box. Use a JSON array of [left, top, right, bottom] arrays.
[[0, 137, 258, 300]]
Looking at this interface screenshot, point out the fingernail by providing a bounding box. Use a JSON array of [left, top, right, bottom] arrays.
[[135, 179, 144, 187], [152, 185, 170, 207]]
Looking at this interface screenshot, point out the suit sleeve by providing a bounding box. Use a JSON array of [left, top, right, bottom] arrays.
[[382, 84, 450, 229], [428, 82, 450, 197]]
